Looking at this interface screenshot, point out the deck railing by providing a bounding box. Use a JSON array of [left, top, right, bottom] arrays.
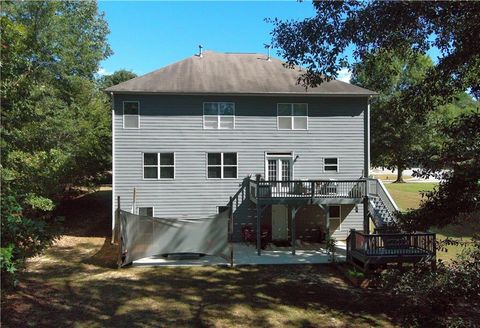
[[250, 179, 365, 200], [367, 178, 399, 214], [347, 230, 436, 258]]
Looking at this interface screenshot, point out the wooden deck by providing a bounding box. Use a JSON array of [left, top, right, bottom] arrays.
[[346, 230, 436, 270]]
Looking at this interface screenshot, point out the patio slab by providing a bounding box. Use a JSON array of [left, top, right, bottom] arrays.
[[132, 242, 347, 267]]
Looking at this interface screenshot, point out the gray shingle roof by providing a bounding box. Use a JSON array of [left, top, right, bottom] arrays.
[[105, 51, 376, 96]]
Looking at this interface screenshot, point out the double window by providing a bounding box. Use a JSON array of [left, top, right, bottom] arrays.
[[324, 158, 339, 172], [203, 102, 235, 129], [277, 103, 308, 130], [143, 153, 175, 179], [207, 153, 237, 179], [123, 101, 140, 128]]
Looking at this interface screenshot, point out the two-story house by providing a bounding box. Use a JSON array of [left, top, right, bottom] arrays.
[[106, 50, 400, 257]]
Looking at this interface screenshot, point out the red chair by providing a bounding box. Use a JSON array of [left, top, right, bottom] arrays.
[[242, 225, 271, 249]]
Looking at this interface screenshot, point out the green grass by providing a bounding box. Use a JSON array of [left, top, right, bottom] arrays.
[[385, 182, 437, 212], [384, 182, 477, 262]]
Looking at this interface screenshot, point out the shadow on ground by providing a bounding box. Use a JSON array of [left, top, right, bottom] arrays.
[[55, 190, 112, 237], [2, 190, 401, 328]]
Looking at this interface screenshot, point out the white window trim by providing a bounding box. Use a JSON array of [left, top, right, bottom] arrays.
[[323, 157, 340, 173], [123, 101, 140, 129], [329, 205, 342, 231], [206, 152, 238, 179], [137, 206, 155, 217], [276, 103, 308, 130], [203, 102, 235, 130], [142, 152, 175, 180]]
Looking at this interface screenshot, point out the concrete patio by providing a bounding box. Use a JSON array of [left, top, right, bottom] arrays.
[[132, 242, 347, 267]]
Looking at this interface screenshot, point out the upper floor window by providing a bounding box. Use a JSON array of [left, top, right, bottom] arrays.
[[123, 101, 139, 128], [143, 153, 175, 179], [324, 158, 339, 172], [203, 102, 235, 129], [277, 103, 308, 130], [207, 152, 237, 179]]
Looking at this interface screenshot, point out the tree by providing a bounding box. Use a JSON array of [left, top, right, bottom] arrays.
[[270, 1, 480, 224], [399, 111, 480, 231], [269, 1, 480, 111], [97, 69, 137, 90], [351, 51, 435, 182], [1, 1, 111, 287]]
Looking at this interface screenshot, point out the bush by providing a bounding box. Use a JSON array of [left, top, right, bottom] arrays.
[[1, 195, 61, 289], [380, 235, 480, 327]]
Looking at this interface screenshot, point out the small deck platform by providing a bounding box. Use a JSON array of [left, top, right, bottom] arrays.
[[346, 230, 436, 270]]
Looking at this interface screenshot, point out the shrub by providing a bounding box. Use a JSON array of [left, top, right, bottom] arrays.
[[380, 235, 480, 327], [325, 236, 337, 263], [1, 195, 61, 289]]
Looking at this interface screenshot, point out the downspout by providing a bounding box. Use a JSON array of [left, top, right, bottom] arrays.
[[111, 92, 116, 243], [363, 97, 371, 234]]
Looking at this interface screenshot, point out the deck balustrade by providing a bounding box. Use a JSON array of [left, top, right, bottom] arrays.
[[346, 230, 436, 266], [249, 179, 366, 201]]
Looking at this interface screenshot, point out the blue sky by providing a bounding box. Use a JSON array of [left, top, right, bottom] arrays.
[[98, 1, 319, 74], [98, 1, 440, 82]]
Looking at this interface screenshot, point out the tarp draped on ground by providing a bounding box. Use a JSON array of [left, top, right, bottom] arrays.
[[118, 209, 230, 267]]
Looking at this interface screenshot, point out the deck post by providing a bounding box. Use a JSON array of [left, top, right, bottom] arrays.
[[363, 179, 370, 234], [256, 201, 261, 256], [363, 197, 370, 234], [325, 205, 330, 240], [291, 206, 296, 255]]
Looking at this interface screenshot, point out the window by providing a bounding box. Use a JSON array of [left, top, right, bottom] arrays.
[[324, 158, 339, 172], [123, 101, 139, 128], [207, 152, 237, 179], [143, 153, 175, 179], [143, 153, 158, 179], [138, 207, 153, 217], [159, 153, 175, 178], [203, 102, 235, 129], [277, 103, 308, 130]]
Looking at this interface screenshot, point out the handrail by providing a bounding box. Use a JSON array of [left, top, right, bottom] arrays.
[[228, 178, 248, 209], [367, 178, 399, 213], [257, 179, 366, 183]]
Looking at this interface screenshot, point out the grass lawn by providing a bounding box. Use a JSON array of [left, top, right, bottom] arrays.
[[384, 182, 437, 212], [385, 182, 477, 262], [2, 190, 400, 328]]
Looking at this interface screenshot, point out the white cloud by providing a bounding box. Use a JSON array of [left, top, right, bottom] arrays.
[[337, 68, 352, 84], [96, 67, 112, 76]]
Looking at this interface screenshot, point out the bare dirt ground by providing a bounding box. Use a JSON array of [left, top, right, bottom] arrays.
[[2, 190, 400, 328]]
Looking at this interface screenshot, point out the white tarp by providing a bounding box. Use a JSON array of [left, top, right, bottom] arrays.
[[118, 209, 230, 266]]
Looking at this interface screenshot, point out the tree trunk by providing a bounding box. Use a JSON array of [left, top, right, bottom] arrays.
[[394, 166, 405, 183]]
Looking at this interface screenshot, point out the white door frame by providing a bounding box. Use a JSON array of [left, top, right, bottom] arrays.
[[264, 152, 294, 181]]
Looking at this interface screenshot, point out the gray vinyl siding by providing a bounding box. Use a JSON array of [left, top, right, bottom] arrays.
[[113, 95, 367, 240]]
